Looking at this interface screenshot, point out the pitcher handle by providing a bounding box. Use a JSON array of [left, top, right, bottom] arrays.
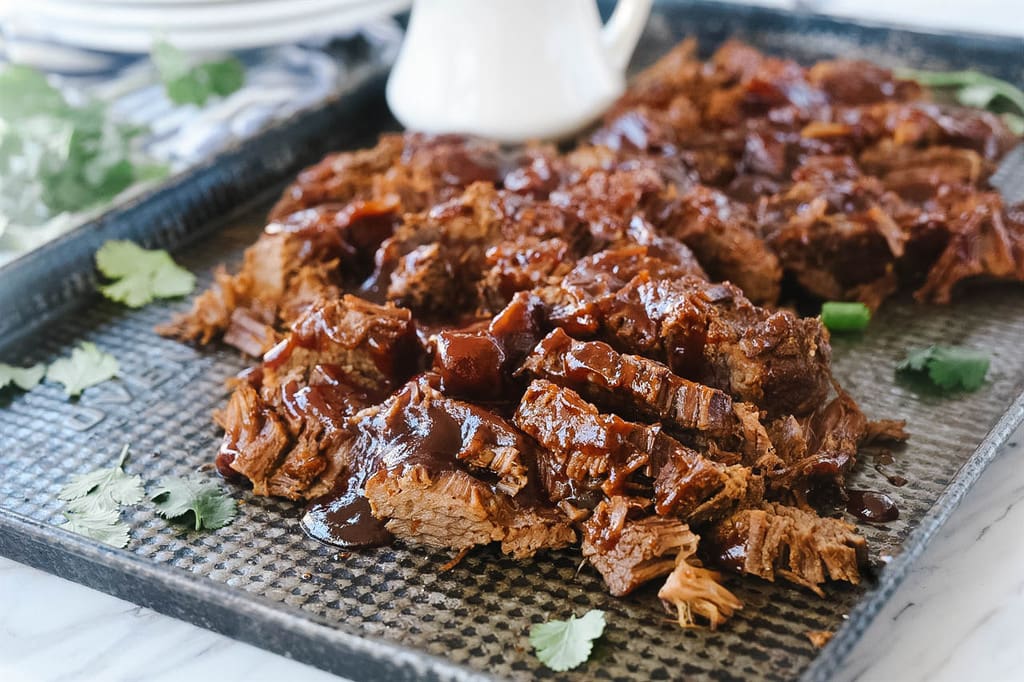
[[601, 0, 653, 72]]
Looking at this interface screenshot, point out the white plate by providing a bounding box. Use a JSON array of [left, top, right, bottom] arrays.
[[9, 0, 410, 52], [29, 0, 379, 29], [41, 0, 291, 5]]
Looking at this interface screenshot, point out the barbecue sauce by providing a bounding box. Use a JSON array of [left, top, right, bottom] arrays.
[[302, 479, 393, 548], [846, 490, 899, 523]]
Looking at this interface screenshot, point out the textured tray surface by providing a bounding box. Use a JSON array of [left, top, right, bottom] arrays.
[[2, 211, 1023, 681], [2, 3, 1024, 680]]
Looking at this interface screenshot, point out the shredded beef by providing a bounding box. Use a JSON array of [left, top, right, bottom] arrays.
[[581, 496, 695, 596], [172, 36, 1024, 632], [706, 502, 867, 595], [159, 199, 399, 351]]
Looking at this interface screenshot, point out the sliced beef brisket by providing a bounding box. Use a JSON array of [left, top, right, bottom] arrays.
[[357, 376, 575, 558], [513, 380, 758, 524]]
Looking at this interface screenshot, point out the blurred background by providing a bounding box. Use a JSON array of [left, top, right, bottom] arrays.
[[0, 0, 1017, 266]]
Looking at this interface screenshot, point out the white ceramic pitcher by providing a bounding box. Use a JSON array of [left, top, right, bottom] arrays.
[[385, 0, 653, 143]]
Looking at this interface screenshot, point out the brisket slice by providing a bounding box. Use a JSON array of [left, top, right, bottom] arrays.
[[654, 183, 782, 305], [214, 369, 373, 500], [519, 328, 779, 469], [261, 295, 417, 396], [542, 255, 832, 417], [159, 199, 399, 352], [357, 376, 574, 558], [706, 502, 867, 596], [767, 391, 876, 503], [539, 245, 708, 338], [908, 189, 1024, 304], [365, 182, 587, 317], [520, 328, 736, 436], [618, 275, 832, 417], [757, 155, 906, 310], [549, 138, 779, 305], [431, 290, 547, 400], [513, 380, 759, 523]]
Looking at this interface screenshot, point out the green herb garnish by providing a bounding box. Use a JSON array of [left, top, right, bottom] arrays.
[[152, 475, 237, 531], [58, 444, 143, 548], [96, 240, 196, 307], [529, 609, 606, 672], [0, 362, 46, 391], [0, 65, 162, 230], [46, 342, 119, 397], [897, 68, 1024, 135], [61, 506, 132, 548], [152, 41, 245, 106], [897, 345, 990, 392], [821, 301, 871, 332]]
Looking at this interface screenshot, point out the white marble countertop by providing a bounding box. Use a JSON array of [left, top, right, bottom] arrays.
[[2, 3, 1022, 682]]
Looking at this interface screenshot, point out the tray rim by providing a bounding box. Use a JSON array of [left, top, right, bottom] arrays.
[[0, 510, 485, 681], [801, 389, 1024, 681], [1, 1, 1023, 680]]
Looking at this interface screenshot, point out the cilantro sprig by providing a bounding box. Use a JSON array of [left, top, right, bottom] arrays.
[[897, 345, 990, 392], [529, 609, 606, 672], [0, 362, 46, 391], [821, 301, 871, 333], [152, 475, 237, 531], [897, 68, 1024, 135], [58, 444, 143, 548], [96, 240, 195, 307], [0, 65, 164, 230], [57, 445, 238, 546], [152, 41, 245, 107], [46, 342, 119, 397]]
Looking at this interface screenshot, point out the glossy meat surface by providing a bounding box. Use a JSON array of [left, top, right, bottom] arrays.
[[168, 38, 1024, 630]]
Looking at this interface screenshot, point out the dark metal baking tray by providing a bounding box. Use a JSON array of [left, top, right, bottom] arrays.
[[1, 3, 1022, 680]]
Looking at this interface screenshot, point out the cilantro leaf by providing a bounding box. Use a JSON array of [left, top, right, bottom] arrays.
[[95, 240, 195, 307], [896, 68, 1024, 132], [897, 346, 932, 373], [59, 444, 144, 507], [57, 445, 140, 549], [0, 64, 156, 229], [152, 41, 245, 106], [0, 66, 67, 119], [821, 301, 871, 332], [205, 59, 245, 98], [46, 342, 119, 397], [529, 609, 606, 672], [152, 475, 237, 531], [61, 506, 131, 548], [897, 345, 990, 392], [0, 362, 46, 391]]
